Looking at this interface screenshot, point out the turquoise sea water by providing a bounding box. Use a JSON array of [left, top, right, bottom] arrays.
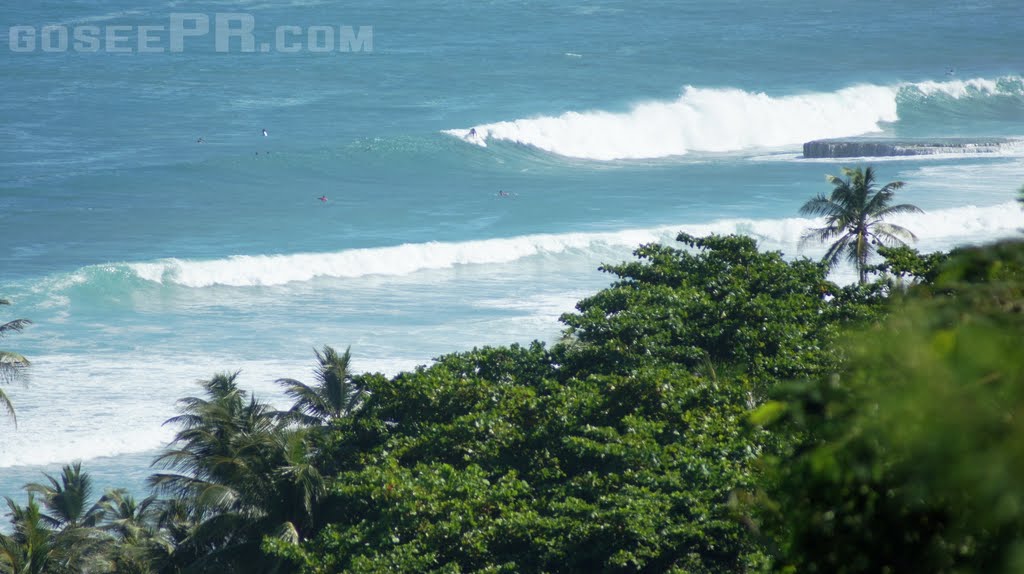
[[2, 0, 1023, 502]]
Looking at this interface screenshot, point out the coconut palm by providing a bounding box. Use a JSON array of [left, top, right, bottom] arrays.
[[1, 477, 113, 574], [0, 494, 68, 574], [0, 298, 31, 424], [800, 166, 923, 283], [94, 489, 170, 574], [276, 345, 365, 426], [22, 463, 113, 571], [149, 371, 324, 572], [25, 463, 104, 530]]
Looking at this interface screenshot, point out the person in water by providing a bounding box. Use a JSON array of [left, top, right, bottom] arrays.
[[196, 137, 205, 143], [468, 128, 477, 137], [262, 128, 268, 137], [318, 195, 328, 202]]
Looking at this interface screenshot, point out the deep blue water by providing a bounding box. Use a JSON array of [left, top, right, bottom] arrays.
[[2, 0, 1023, 504]]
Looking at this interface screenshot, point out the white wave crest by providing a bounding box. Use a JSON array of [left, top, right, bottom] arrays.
[[688, 201, 1023, 249], [128, 230, 669, 287], [446, 76, 1023, 161], [447, 85, 898, 160], [905, 75, 1023, 98], [124, 201, 1022, 289]]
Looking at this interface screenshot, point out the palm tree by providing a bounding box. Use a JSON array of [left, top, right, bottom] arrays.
[[94, 489, 170, 573], [800, 166, 923, 284], [0, 494, 68, 574], [276, 346, 365, 426], [0, 298, 31, 425], [25, 463, 104, 530], [149, 371, 324, 572], [22, 463, 112, 571]]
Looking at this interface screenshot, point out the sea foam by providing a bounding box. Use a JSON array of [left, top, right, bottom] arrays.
[[9, 201, 1022, 467], [115, 201, 1023, 289], [446, 76, 1024, 160]]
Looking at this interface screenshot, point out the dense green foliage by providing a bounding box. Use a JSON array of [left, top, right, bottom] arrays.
[[2, 181, 1021, 572], [758, 239, 1024, 573], [278, 350, 763, 572], [800, 166, 922, 283], [264, 233, 877, 573], [560, 233, 878, 390], [867, 245, 949, 287]]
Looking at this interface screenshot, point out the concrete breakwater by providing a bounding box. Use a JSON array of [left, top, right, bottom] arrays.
[[802, 137, 1021, 158]]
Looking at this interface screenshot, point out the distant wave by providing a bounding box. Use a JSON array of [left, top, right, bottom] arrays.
[[906, 76, 1024, 99], [7, 201, 1019, 467], [71, 201, 1015, 288], [127, 230, 669, 287], [445, 76, 1024, 160]]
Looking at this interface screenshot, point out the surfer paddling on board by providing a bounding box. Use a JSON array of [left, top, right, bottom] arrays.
[[318, 195, 328, 202]]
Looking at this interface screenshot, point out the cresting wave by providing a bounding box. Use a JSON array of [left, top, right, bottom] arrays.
[[127, 231, 670, 287], [446, 76, 1024, 160], [107, 201, 1023, 288]]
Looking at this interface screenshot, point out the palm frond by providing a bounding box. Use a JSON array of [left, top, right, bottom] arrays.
[[822, 235, 853, 270], [0, 351, 30, 367], [0, 388, 15, 426], [0, 353, 30, 390], [877, 179, 905, 194], [799, 194, 842, 217], [872, 222, 918, 244], [800, 225, 846, 247], [0, 319, 31, 337], [273, 521, 301, 544], [874, 202, 924, 218]]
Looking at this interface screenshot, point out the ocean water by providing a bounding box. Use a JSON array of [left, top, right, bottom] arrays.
[[1, 0, 1023, 502]]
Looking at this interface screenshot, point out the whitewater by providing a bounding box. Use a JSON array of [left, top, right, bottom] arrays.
[[2, 0, 1023, 503], [65, 200, 1024, 289], [448, 77, 1024, 160]]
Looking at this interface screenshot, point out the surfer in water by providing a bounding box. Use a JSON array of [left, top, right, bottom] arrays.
[[262, 128, 268, 137], [468, 128, 477, 137], [318, 195, 328, 202], [196, 137, 205, 143]]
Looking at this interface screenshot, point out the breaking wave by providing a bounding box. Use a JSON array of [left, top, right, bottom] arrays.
[[445, 76, 1024, 160]]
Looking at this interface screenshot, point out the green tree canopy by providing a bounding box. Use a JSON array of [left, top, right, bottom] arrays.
[[757, 239, 1024, 574], [272, 233, 882, 573], [560, 233, 879, 393]]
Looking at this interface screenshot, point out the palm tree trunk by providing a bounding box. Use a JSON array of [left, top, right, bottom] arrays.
[[856, 226, 869, 284]]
